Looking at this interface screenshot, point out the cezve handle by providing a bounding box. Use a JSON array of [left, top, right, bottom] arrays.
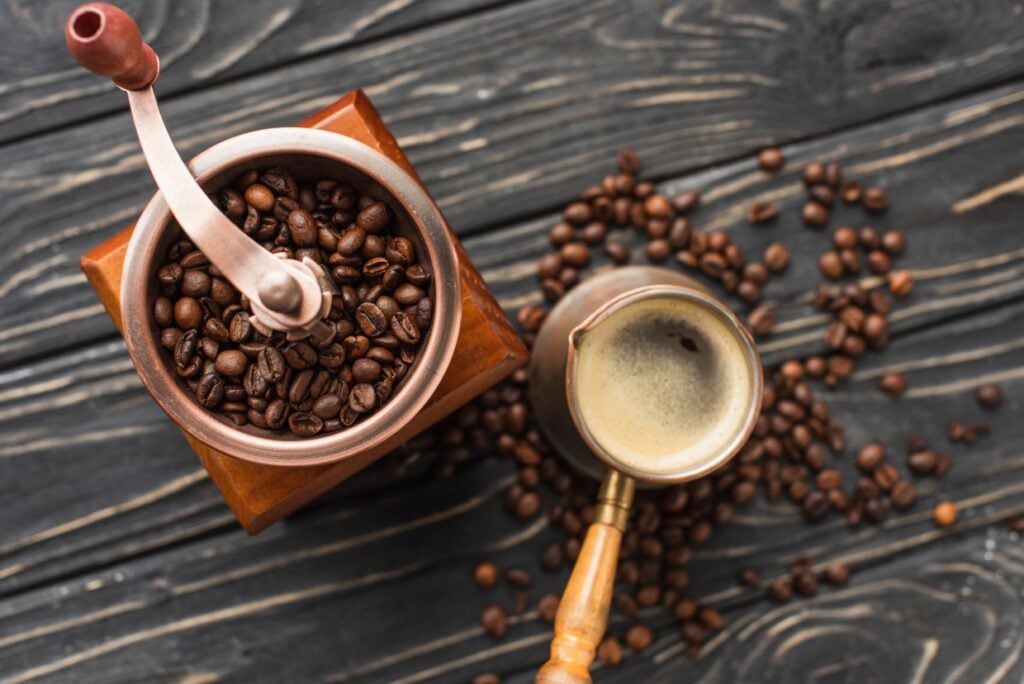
[[536, 471, 636, 684]]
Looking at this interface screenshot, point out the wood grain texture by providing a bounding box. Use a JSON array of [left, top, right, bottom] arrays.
[[1, 73, 1024, 681], [0, 0, 511, 142], [4, 0, 1024, 367]]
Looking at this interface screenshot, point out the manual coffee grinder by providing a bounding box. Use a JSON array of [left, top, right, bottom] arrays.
[[67, 2, 527, 532]]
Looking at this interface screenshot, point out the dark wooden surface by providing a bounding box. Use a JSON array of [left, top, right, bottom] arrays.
[[1, 1, 1023, 682]]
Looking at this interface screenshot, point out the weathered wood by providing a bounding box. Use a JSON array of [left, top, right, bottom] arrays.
[[4, 0, 1024, 367], [81, 89, 527, 533], [1, 139, 1022, 683], [0, 0, 511, 142]]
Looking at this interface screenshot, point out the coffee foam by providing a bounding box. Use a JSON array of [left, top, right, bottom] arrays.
[[572, 296, 754, 476]]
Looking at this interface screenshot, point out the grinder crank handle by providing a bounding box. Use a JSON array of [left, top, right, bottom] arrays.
[[65, 3, 159, 90], [64, 3, 331, 339], [536, 471, 636, 684]]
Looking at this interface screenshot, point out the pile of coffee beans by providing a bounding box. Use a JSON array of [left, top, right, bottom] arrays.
[[437, 148, 1002, 681], [152, 167, 433, 436]]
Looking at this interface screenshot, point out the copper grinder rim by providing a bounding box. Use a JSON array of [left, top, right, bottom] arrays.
[[121, 127, 462, 468], [564, 284, 763, 484]]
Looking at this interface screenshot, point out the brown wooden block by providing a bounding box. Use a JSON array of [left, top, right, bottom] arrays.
[[80, 90, 527, 533]]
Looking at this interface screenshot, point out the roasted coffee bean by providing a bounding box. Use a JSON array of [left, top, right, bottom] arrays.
[[352, 358, 383, 383], [244, 183, 275, 211], [174, 297, 203, 330], [863, 187, 889, 212], [626, 624, 654, 652], [260, 168, 298, 199], [473, 562, 500, 588], [391, 312, 421, 344], [288, 369, 314, 404], [349, 383, 376, 413], [809, 184, 834, 206], [746, 202, 779, 224], [818, 251, 843, 279], [195, 372, 224, 408], [890, 480, 917, 509], [288, 412, 323, 437], [256, 346, 286, 382], [286, 207, 318, 246], [596, 637, 623, 667], [856, 442, 886, 471], [243, 364, 269, 397], [801, 202, 828, 228], [976, 383, 1003, 409], [933, 501, 957, 527], [214, 350, 248, 377], [878, 373, 907, 397], [748, 306, 774, 336], [802, 161, 826, 186], [763, 243, 790, 272], [355, 302, 388, 337], [758, 147, 785, 172], [284, 342, 317, 369]]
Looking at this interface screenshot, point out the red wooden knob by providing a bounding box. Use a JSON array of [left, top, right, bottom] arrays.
[[65, 2, 159, 90]]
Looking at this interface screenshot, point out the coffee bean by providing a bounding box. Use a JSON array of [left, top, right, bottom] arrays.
[[349, 383, 376, 413], [863, 187, 888, 212], [818, 251, 843, 279], [878, 373, 907, 397], [976, 383, 1003, 409], [473, 561, 500, 588], [355, 302, 388, 337], [888, 270, 913, 296], [801, 202, 829, 228], [288, 369, 314, 404], [803, 490, 829, 519], [672, 190, 701, 214], [173, 297, 203, 330], [856, 442, 885, 471], [356, 201, 391, 233], [472, 674, 500, 684], [758, 147, 785, 172], [746, 202, 779, 224], [626, 624, 654, 652], [391, 312, 421, 344], [768, 579, 792, 602], [596, 637, 623, 667], [214, 350, 248, 377], [802, 162, 826, 186], [763, 243, 790, 272], [480, 604, 508, 637], [286, 207, 318, 247], [933, 501, 957, 527], [256, 346, 286, 383], [287, 412, 323, 436], [244, 183, 275, 212], [284, 342, 317, 369], [890, 480, 917, 509], [747, 306, 774, 336]]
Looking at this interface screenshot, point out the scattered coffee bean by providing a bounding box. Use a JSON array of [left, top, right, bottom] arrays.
[[975, 383, 1003, 409], [758, 147, 785, 172], [747, 202, 780, 224], [480, 604, 508, 637], [625, 623, 654, 652], [863, 187, 889, 212], [801, 202, 829, 228], [823, 563, 850, 585], [597, 637, 623, 667], [472, 674, 501, 684], [474, 562, 500, 588], [878, 373, 907, 397], [933, 501, 958, 527]]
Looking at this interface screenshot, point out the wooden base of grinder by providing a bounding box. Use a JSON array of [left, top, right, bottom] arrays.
[[80, 90, 528, 534]]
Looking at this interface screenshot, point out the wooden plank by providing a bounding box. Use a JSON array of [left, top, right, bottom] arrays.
[[4, 0, 1024, 367], [0, 0, 512, 142], [4, 82, 1024, 682]]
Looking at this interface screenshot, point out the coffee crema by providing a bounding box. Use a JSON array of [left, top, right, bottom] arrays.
[[571, 295, 755, 476]]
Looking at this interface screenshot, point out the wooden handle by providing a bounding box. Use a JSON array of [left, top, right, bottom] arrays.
[[536, 471, 635, 684], [65, 3, 159, 89]]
